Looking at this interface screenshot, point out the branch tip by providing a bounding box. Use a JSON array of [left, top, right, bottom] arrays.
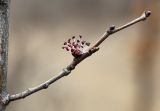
[[145, 11, 151, 18], [141, 11, 151, 21]]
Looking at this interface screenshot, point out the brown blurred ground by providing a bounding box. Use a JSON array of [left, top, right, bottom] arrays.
[[7, 0, 160, 111]]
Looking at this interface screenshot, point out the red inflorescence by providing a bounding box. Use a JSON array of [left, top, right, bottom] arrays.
[[62, 35, 90, 58]]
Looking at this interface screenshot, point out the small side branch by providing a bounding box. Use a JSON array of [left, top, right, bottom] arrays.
[[2, 11, 151, 105], [93, 11, 151, 47]]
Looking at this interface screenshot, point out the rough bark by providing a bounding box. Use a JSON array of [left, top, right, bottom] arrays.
[[0, 0, 10, 111]]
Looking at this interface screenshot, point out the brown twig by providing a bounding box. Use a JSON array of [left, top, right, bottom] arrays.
[[2, 11, 151, 105]]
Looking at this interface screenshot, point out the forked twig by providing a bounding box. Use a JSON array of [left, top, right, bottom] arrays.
[[2, 11, 151, 105]]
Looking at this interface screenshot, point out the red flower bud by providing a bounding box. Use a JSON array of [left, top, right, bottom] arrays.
[[62, 35, 91, 58]]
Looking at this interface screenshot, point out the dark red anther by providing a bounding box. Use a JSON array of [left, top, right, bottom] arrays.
[[81, 41, 86, 45], [72, 42, 75, 45], [66, 47, 70, 51], [79, 35, 82, 38], [85, 42, 90, 46], [72, 36, 75, 39], [64, 42, 67, 45], [71, 48, 74, 52], [77, 40, 80, 43], [68, 39, 71, 43], [73, 44, 77, 48], [68, 44, 72, 48]]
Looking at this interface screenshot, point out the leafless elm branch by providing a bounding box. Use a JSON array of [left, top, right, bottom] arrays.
[[2, 11, 151, 105]]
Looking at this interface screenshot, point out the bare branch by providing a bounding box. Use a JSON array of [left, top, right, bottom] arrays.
[[9, 68, 71, 102], [3, 11, 151, 105], [7, 47, 99, 104], [93, 11, 151, 47]]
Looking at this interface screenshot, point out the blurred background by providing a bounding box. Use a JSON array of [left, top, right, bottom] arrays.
[[7, 0, 160, 111]]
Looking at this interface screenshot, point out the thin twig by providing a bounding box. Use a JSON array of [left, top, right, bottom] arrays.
[[2, 11, 151, 105], [8, 47, 99, 103], [93, 11, 151, 47]]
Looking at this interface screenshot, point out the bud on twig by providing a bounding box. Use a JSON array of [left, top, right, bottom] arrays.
[[62, 36, 91, 58]]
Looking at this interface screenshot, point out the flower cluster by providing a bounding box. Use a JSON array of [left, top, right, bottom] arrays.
[[62, 35, 91, 58]]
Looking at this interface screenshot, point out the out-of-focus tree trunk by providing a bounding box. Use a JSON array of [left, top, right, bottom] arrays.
[[0, 0, 10, 111], [131, 1, 159, 111]]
